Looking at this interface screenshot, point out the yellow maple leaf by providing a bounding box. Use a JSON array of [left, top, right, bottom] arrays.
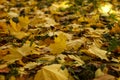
[[49, 33, 67, 54], [19, 16, 30, 30], [8, 17, 30, 39], [9, 19, 22, 32]]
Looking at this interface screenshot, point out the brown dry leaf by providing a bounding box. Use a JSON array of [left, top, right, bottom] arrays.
[[110, 23, 120, 34], [110, 64, 120, 72], [0, 49, 9, 58], [0, 22, 8, 34], [0, 0, 6, 4], [44, 38, 54, 46], [0, 11, 7, 18], [0, 67, 10, 73], [16, 74, 29, 80], [94, 74, 115, 80], [113, 46, 120, 53]]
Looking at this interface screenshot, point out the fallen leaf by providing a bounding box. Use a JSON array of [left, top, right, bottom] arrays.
[[0, 75, 5, 80], [110, 23, 120, 34], [0, 22, 8, 34], [34, 64, 74, 80], [10, 76, 16, 80], [68, 55, 84, 66], [8, 19, 29, 39], [0, 67, 10, 73], [81, 44, 109, 60], [95, 68, 104, 78], [19, 16, 30, 30], [94, 74, 115, 80], [2, 47, 23, 63], [49, 32, 67, 54]]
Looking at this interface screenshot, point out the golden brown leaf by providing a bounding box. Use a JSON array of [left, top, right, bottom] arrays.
[[110, 23, 120, 34]]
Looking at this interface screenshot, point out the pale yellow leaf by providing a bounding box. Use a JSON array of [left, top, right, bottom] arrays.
[[87, 44, 109, 60], [10, 19, 18, 31], [34, 64, 74, 80], [95, 68, 104, 78], [94, 74, 115, 80], [16, 41, 35, 56]]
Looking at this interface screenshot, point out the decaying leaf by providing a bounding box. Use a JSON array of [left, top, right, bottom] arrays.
[[110, 23, 120, 34], [0, 49, 9, 58], [0, 22, 8, 34], [0, 67, 10, 73], [95, 68, 104, 78], [81, 44, 109, 60]]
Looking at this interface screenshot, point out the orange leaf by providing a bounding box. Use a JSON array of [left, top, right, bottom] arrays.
[[0, 22, 8, 33], [0, 67, 10, 73], [110, 23, 120, 34]]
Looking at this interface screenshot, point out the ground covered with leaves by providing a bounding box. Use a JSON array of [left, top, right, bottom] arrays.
[[0, 0, 120, 80]]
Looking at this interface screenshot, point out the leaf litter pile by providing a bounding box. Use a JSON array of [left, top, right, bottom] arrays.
[[0, 0, 120, 80]]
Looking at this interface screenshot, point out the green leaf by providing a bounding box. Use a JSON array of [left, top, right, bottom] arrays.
[[108, 38, 120, 52], [12, 17, 19, 23], [109, 14, 118, 21], [60, 65, 66, 70], [74, 0, 83, 5], [30, 38, 34, 47]]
